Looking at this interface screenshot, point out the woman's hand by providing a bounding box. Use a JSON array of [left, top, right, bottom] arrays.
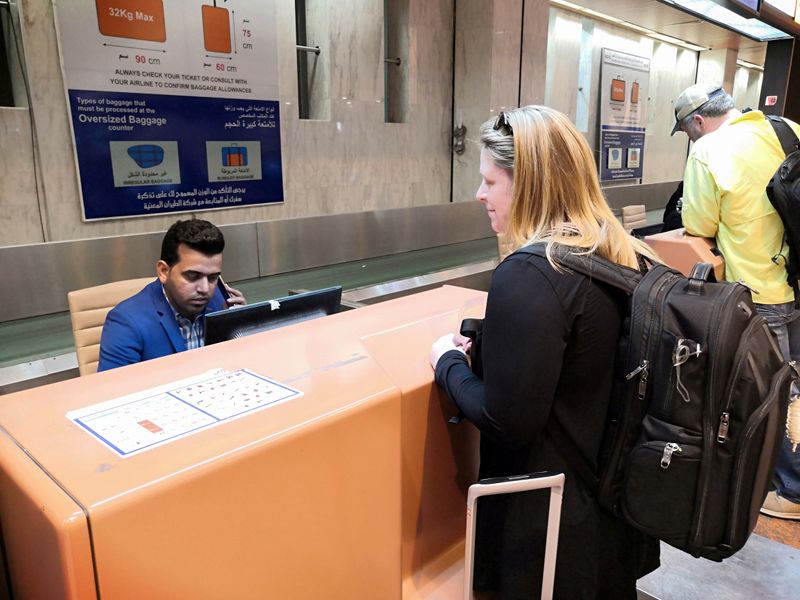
[[452, 333, 473, 355], [430, 334, 466, 370]]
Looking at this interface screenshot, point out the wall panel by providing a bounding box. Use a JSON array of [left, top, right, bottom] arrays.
[[0, 0, 454, 246], [0, 108, 42, 245]]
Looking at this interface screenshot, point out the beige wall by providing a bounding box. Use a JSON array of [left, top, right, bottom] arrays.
[[0, 1, 766, 248], [544, 8, 698, 187], [0, 0, 454, 246], [732, 66, 763, 111]]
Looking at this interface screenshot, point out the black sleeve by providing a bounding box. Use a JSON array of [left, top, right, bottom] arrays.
[[435, 257, 570, 448], [661, 181, 684, 232]]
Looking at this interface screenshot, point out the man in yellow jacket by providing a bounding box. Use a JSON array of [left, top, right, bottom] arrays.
[[674, 82, 800, 520]]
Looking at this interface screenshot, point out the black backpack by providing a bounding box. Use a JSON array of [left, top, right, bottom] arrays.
[[511, 244, 795, 561], [766, 116, 800, 308]]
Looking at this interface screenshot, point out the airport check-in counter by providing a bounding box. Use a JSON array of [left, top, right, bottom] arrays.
[[644, 228, 724, 280], [0, 286, 485, 600]]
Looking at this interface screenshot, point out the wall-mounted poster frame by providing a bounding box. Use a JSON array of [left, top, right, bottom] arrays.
[[598, 48, 650, 183], [54, 0, 283, 220]]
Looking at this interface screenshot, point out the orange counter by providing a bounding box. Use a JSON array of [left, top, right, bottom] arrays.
[[0, 285, 485, 600]]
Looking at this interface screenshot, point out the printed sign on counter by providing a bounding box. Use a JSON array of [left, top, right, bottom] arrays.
[[67, 369, 302, 457]]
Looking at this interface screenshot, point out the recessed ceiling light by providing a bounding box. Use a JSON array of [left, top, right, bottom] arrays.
[[550, 0, 708, 51], [661, 0, 791, 41]]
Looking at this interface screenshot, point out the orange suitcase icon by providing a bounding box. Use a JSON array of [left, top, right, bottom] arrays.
[[610, 78, 626, 103], [202, 5, 232, 54], [96, 0, 167, 43], [222, 145, 247, 167]]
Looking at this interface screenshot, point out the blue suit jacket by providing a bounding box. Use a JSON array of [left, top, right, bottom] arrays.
[[98, 279, 226, 371]]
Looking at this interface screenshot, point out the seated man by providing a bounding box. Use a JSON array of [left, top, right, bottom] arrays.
[[98, 219, 245, 371]]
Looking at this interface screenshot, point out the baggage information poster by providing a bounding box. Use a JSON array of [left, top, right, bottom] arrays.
[[54, 0, 283, 220], [598, 49, 650, 182]]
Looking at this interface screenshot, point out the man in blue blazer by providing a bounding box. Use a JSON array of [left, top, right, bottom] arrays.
[[98, 219, 245, 371]]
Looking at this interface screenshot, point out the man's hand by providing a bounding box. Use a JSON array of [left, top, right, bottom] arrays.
[[224, 284, 246, 307]]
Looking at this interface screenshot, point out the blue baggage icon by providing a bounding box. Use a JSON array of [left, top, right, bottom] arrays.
[[127, 144, 165, 168]]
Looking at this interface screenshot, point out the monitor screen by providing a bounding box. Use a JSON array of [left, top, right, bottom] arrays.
[[204, 286, 343, 345]]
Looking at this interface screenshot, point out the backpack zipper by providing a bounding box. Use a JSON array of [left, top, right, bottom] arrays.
[[692, 284, 749, 548], [660, 442, 682, 468], [716, 318, 763, 443], [631, 271, 678, 399], [726, 364, 789, 545], [626, 360, 650, 400]]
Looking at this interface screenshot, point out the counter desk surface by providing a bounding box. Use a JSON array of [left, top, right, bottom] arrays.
[[0, 285, 486, 600]]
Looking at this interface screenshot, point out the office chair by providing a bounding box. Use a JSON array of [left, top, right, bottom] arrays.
[[620, 204, 648, 233], [67, 277, 153, 376]]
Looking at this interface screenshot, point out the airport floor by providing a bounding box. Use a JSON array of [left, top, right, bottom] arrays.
[[637, 526, 800, 600]]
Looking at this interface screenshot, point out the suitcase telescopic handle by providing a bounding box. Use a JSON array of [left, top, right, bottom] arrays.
[[464, 471, 565, 600]]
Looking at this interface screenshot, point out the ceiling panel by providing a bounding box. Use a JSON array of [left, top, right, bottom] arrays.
[[574, 0, 768, 64]]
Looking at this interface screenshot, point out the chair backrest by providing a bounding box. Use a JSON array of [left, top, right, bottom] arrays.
[[67, 277, 153, 376], [621, 204, 647, 233]]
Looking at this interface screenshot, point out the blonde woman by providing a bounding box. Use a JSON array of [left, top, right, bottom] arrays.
[[430, 106, 659, 599]]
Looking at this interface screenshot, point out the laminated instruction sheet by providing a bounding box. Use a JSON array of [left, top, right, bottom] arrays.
[[67, 369, 302, 457]]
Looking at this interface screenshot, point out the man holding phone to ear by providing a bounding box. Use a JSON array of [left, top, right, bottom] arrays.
[[98, 218, 246, 371]]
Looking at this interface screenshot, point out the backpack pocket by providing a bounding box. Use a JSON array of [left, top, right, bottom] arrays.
[[621, 419, 702, 545]]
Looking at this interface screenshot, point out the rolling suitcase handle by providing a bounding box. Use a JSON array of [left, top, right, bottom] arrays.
[[464, 471, 565, 600]]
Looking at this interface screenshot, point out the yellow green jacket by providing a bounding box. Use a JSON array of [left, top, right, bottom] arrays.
[[682, 110, 800, 304]]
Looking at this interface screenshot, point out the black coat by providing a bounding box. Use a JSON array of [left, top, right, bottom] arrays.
[[435, 251, 659, 599]]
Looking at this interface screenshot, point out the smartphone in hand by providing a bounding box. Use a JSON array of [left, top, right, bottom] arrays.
[[216, 277, 232, 303]]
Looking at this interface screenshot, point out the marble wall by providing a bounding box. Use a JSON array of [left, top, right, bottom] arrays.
[[303, 0, 332, 121], [385, 0, 410, 123], [0, 0, 455, 245], [0, 1, 766, 248], [451, 0, 550, 207], [0, 108, 42, 244]]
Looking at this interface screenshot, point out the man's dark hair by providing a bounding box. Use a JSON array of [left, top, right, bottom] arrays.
[[160, 219, 225, 266]]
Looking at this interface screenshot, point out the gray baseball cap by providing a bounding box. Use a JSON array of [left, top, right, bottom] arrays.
[[671, 83, 724, 135]]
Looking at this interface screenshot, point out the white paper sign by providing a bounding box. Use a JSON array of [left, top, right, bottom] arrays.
[[68, 369, 302, 457]]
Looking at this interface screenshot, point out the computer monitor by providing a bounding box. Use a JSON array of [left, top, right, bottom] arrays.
[[204, 286, 343, 345]]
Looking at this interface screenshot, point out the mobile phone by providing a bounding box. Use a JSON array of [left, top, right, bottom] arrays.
[[217, 277, 231, 301]]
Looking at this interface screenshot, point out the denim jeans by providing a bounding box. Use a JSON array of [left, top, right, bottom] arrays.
[[755, 302, 800, 503]]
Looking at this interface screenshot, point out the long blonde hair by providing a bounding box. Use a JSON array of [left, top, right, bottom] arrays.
[[480, 106, 656, 269]]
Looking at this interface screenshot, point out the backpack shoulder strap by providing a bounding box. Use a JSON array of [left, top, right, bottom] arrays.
[[513, 243, 642, 295], [766, 115, 800, 156]]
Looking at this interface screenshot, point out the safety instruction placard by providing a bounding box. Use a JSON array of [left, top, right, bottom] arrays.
[[53, 0, 283, 220], [67, 369, 302, 457]]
